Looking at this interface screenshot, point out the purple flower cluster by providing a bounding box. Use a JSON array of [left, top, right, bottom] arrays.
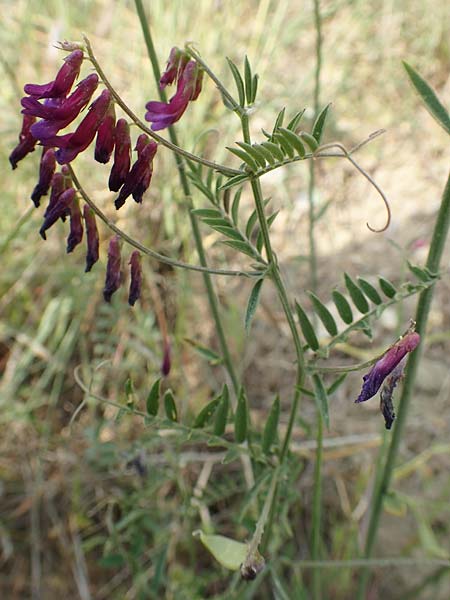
[[145, 48, 203, 131], [9, 48, 155, 306]]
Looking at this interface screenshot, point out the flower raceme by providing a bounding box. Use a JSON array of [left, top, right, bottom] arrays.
[[355, 331, 420, 404], [114, 136, 158, 209], [145, 58, 203, 131]]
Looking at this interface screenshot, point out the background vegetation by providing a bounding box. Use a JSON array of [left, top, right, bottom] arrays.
[[1, 0, 449, 598]]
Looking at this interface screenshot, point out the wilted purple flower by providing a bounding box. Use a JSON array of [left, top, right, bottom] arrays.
[[42, 89, 112, 164], [114, 138, 157, 209], [25, 74, 99, 141], [83, 205, 99, 272], [30, 147, 56, 207], [161, 341, 171, 377], [66, 197, 84, 253], [128, 251, 142, 306], [108, 119, 131, 192], [103, 236, 122, 302], [145, 61, 203, 131], [159, 47, 189, 89], [95, 99, 115, 163], [9, 115, 37, 169], [39, 187, 76, 239], [24, 49, 84, 99], [379, 360, 405, 430], [355, 331, 420, 404]]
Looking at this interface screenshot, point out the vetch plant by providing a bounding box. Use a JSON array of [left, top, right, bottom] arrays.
[[8, 0, 450, 596]]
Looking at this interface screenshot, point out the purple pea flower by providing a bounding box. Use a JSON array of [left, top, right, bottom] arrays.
[[39, 187, 76, 240], [128, 251, 142, 306], [66, 197, 84, 253], [42, 89, 112, 164], [145, 60, 203, 131], [159, 47, 189, 89], [25, 74, 99, 142], [9, 115, 37, 169], [355, 331, 420, 404], [108, 119, 131, 192], [44, 172, 66, 219], [103, 236, 122, 302], [30, 147, 56, 207], [95, 99, 115, 163], [114, 137, 157, 209], [83, 205, 99, 272], [24, 49, 84, 99]]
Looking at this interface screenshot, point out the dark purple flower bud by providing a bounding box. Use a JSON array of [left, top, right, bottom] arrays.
[[108, 119, 131, 192], [30, 147, 56, 207], [128, 251, 142, 306], [159, 47, 189, 89], [39, 187, 76, 240], [379, 360, 405, 430], [161, 341, 171, 377], [83, 205, 99, 272], [114, 139, 157, 209], [66, 197, 83, 253], [103, 236, 122, 302], [24, 74, 99, 141], [95, 99, 115, 163], [355, 331, 420, 404], [145, 61, 203, 131], [24, 49, 84, 99], [43, 90, 112, 164], [9, 115, 37, 169], [44, 172, 65, 218]]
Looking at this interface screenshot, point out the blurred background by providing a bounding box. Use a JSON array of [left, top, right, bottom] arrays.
[[1, 0, 449, 598]]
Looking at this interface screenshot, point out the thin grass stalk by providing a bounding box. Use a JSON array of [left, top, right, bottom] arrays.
[[134, 0, 239, 395], [312, 411, 324, 599], [357, 171, 450, 598]]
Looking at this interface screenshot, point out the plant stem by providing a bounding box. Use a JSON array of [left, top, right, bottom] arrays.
[[133, 0, 239, 395], [312, 411, 324, 599], [308, 0, 323, 295], [357, 171, 450, 598]]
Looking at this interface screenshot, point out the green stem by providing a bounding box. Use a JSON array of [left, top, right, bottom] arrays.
[[357, 171, 450, 598], [133, 0, 239, 395], [308, 0, 323, 295], [312, 411, 324, 599]]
